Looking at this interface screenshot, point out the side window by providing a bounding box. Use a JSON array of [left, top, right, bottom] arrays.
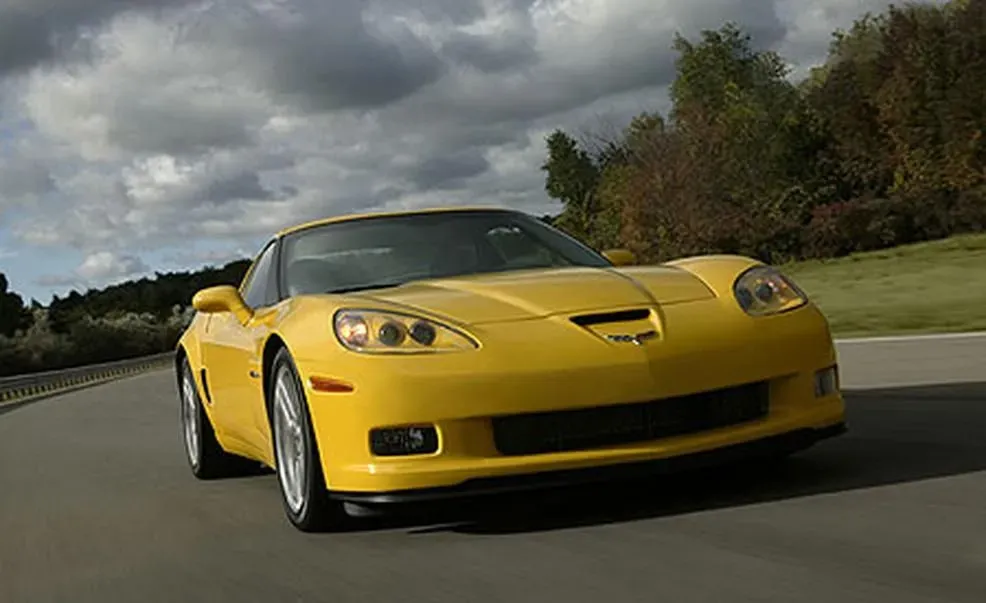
[[241, 243, 277, 309]]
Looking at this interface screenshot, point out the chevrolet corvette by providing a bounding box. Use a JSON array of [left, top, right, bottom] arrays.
[[175, 207, 846, 531]]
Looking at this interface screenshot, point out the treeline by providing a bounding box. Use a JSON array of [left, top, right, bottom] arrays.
[[542, 0, 986, 263], [0, 260, 250, 377]]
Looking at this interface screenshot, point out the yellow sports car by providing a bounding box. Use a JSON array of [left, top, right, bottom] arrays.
[[175, 207, 846, 531]]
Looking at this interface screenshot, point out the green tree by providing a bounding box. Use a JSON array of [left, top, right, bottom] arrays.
[[669, 22, 826, 219], [876, 2, 985, 194], [545, 7, 986, 264], [540, 129, 608, 247], [0, 273, 32, 337], [808, 0, 986, 198], [635, 23, 830, 261]]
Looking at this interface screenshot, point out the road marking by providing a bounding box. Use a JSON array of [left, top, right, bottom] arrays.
[[836, 331, 986, 344]]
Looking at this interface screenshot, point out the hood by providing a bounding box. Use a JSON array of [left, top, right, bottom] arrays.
[[346, 266, 716, 325]]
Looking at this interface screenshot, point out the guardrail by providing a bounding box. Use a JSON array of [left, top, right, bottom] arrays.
[[0, 352, 175, 406]]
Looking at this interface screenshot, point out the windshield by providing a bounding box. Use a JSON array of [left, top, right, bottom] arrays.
[[278, 209, 612, 296]]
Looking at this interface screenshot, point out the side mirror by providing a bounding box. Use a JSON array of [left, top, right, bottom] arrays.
[[192, 285, 253, 324], [602, 248, 636, 267]]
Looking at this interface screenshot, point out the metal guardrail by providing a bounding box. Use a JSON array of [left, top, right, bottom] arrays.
[[0, 352, 175, 406]]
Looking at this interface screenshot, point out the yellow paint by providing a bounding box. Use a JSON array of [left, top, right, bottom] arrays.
[[601, 248, 636, 266], [178, 209, 846, 495]]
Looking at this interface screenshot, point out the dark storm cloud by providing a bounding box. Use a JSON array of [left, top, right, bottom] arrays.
[[399, 0, 790, 128], [373, 0, 537, 26], [105, 102, 255, 156], [437, 0, 539, 73], [202, 171, 276, 203], [0, 0, 195, 76], [261, 33, 445, 112], [374, 0, 487, 25], [6, 0, 879, 263], [180, 0, 447, 113], [443, 29, 539, 73], [406, 150, 490, 190]]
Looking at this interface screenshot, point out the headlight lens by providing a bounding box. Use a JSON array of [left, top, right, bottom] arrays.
[[333, 309, 478, 353], [733, 265, 807, 316]]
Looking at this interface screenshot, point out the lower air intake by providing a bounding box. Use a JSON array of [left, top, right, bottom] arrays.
[[492, 381, 769, 456]]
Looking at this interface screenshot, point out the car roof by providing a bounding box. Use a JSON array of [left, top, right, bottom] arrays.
[[275, 206, 524, 237]]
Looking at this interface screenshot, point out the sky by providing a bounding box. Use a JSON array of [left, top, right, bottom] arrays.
[[0, 0, 909, 303]]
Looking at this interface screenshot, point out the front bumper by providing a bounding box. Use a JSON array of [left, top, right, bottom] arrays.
[[331, 422, 847, 505], [296, 299, 847, 496]]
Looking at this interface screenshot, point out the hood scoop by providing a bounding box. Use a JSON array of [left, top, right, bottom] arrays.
[[570, 308, 652, 326], [570, 307, 661, 344]]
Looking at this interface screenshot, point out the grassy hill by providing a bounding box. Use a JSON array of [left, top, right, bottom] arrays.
[[784, 233, 986, 338]]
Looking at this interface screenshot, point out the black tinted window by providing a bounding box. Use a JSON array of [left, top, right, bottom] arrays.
[[241, 243, 277, 308], [279, 210, 610, 296]]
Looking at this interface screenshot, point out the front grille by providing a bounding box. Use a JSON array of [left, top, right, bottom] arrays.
[[492, 381, 770, 456]]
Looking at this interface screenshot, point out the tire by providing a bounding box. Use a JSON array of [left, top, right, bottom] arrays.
[[178, 356, 257, 480], [268, 347, 347, 532]]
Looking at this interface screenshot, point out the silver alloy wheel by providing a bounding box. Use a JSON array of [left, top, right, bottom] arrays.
[[180, 368, 201, 469], [273, 366, 307, 515]]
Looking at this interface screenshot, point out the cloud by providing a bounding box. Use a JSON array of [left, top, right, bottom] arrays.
[[36, 251, 149, 288], [0, 157, 56, 217], [76, 251, 148, 280], [0, 0, 198, 77], [0, 0, 911, 295], [0, 158, 54, 197], [162, 247, 253, 267]]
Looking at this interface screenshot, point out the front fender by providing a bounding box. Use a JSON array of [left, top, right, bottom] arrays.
[[267, 297, 347, 367], [663, 254, 765, 298], [175, 313, 214, 414], [177, 314, 207, 369], [666, 254, 832, 342]]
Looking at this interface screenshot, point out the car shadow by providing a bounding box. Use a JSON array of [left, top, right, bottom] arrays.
[[342, 381, 986, 536]]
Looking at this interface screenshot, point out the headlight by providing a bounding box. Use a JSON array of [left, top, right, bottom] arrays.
[[733, 265, 807, 316], [333, 309, 478, 353]]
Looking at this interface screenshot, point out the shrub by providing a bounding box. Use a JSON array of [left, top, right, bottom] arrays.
[[801, 190, 981, 259], [950, 187, 986, 233], [0, 308, 191, 377]]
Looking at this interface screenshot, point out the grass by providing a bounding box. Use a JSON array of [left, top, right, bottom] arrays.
[[781, 233, 986, 338]]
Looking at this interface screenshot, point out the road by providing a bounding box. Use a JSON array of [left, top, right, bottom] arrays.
[[1, 335, 984, 603]]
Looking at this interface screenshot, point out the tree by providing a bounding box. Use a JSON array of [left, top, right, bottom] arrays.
[[0, 273, 32, 338], [620, 23, 830, 262], [540, 129, 605, 246], [45, 257, 252, 333], [807, 0, 986, 198], [0, 258, 254, 376], [875, 2, 986, 194], [669, 22, 825, 219], [539, 8, 986, 265]]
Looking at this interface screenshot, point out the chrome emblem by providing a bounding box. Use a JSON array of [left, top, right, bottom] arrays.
[[605, 330, 658, 346]]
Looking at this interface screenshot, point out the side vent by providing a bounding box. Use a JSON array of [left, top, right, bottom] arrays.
[[571, 308, 651, 327], [199, 368, 213, 404]]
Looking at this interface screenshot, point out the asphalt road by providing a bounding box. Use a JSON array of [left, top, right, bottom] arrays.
[[2, 335, 984, 603]]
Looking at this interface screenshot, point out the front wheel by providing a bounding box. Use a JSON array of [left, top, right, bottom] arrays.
[[269, 348, 347, 532]]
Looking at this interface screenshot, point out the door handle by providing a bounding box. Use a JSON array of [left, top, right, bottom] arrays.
[[249, 370, 260, 379]]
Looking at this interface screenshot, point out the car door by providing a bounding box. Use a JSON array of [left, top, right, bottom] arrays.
[[201, 240, 281, 454]]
